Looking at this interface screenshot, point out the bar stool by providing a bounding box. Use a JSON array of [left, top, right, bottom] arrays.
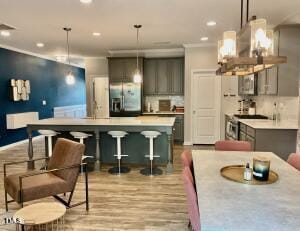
[[140, 131, 163, 176], [38, 130, 60, 157], [108, 131, 130, 174], [70, 132, 94, 172]]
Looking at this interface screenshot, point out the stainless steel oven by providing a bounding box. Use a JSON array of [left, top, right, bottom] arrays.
[[226, 118, 239, 140]]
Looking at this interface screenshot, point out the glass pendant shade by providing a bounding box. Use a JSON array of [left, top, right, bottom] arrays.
[[250, 18, 268, 57], [66, 71, 75, 85], [133, 25, 142, 83], [218, 40, 224, 63], [265, 30, 274, 56], [133, 69, 142, 83], [222, 31, 237, 57]]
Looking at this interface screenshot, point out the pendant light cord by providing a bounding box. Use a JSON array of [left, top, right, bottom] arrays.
[[136, 27, 139, 71], [67, 30, 71, 65]]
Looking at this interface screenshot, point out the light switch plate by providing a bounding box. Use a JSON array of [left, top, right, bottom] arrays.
[[42, 100, 46, 105]]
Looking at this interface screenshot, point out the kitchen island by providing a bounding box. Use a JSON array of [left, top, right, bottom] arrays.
[[26, 116, 175, 173]]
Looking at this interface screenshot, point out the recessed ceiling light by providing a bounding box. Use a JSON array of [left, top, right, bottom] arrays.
[[36, 43, 44, 48], [1, 31, 10, 37], [93, 32, 101, 36], [201, 37, 209, 41], [80, 0, 92, 4], [207, 21, 217, 26]]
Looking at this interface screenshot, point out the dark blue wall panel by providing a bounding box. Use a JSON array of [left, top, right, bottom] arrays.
[[0, 47, 86, 146]]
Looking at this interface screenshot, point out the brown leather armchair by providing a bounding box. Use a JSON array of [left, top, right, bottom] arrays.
[[4, 138, 89, 211]]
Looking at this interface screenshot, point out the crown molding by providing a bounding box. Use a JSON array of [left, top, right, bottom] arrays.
[[108, 48, 184, 57], [84, 56, 107, 60], [0, 44, 84, 68], [183, 43, 217, 48]]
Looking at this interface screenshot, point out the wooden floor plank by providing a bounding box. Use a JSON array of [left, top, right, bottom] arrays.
[[0, 139, 213, 230]]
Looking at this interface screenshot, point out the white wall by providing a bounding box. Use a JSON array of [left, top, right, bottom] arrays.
[[85, 57, 108, 116], [184, 46, 218, 144]]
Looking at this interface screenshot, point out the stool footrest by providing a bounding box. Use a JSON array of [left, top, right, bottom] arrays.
[[113, 155, 128, 157], [145, 155, 160, 158]]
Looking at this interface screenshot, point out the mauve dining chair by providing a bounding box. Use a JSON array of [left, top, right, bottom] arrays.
[[182, 167, 200, 231], [287, 153, 300, 171], [215, 140, 252, 151]]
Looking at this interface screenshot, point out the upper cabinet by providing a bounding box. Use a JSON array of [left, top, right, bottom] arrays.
[[143, 59, 156, 95], [276, 26, 300, 96], [143, 57, 184, 96], [257, 66, 278, 95], [108, 57, 143, 83]]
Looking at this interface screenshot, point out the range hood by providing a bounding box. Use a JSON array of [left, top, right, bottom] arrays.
[[216, 1, 287, 76]]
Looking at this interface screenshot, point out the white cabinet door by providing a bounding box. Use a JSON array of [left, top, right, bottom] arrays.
[[192, 72, 221, 144], [93, 77, 109, 118]]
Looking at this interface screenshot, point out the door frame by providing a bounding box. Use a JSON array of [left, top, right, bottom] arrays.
[[90, 75, 109, 118], [191, 69, 221, 144]]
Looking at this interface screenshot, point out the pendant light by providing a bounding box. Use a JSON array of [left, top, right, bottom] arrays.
[[64, 27, 75, 85], [133, 25, 142, 83], [216, 0, 286, 76]]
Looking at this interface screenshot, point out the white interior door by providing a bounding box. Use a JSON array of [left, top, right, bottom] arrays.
[[93, 77, 109, 118], [192, 71, 221, 144]]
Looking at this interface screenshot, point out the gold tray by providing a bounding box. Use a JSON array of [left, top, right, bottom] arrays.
[[220, 165, 279, 185]]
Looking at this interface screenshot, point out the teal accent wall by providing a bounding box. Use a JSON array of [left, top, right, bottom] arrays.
[[0, 47, 85, 146]]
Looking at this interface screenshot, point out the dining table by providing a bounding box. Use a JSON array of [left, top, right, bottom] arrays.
[[192, 150, 300, 231]]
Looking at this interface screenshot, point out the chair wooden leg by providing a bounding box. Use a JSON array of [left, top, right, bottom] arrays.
[[4, 190, 8, 211], [188, 220, 192, 230], [67, 190, 75, 206], [85, 167, 89, 211]]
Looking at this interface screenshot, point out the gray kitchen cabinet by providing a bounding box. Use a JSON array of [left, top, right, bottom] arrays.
[[245, 135, 255, 150], [109, 58, 124, 82], [257, 67, 278, 95], [265, 67, 278, 95], [143, 59, 156, 95], [143, 58, 184, 96], [170, 58, 184, 94], [275, 26, 300, 96], [173, 115, 184, 142], [238, 122, 297, 160], [239, 131, 247, 141], [143, 113, 184, 142], [156, 59, 169, 94], [238, 77, 244, 95], [108, 57, 143, 83], [238, 74, 256, 96], [257, 70, 267, 95]]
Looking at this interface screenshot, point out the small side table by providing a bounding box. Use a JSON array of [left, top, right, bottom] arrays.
[[13, 202, 66, 231]]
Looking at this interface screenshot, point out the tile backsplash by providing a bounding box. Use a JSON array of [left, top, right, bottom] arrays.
[[253, 95, 299, 121], [144, 96, 184, 112]]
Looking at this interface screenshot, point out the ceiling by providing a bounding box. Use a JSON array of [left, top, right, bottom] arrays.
[[0, 0, 300, 64]]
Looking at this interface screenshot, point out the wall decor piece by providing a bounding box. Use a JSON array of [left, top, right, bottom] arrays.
[[10, 79, 31, 101]]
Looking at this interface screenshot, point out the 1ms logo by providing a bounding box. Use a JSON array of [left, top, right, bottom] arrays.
[[1, 217, 24, 225]]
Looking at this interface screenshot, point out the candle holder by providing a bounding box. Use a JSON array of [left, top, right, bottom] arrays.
[[253, 156, 271, 181]]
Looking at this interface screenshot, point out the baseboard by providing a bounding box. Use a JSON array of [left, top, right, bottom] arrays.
[[0, 135, 43, 152], [183, 141, 193, 146]]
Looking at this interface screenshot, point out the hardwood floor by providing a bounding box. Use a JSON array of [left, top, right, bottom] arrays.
[[0, 139, 213, 230]]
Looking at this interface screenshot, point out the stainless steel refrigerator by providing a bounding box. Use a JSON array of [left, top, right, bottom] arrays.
[[109, 82, 142, 117]]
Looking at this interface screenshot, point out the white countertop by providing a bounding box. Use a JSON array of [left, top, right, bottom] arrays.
[[224, 113, 298, 130], [192, 150, 300, 231], [28, 117, 176, 127], [143, 111, 184, 115], [239, 119, 298, 130]]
